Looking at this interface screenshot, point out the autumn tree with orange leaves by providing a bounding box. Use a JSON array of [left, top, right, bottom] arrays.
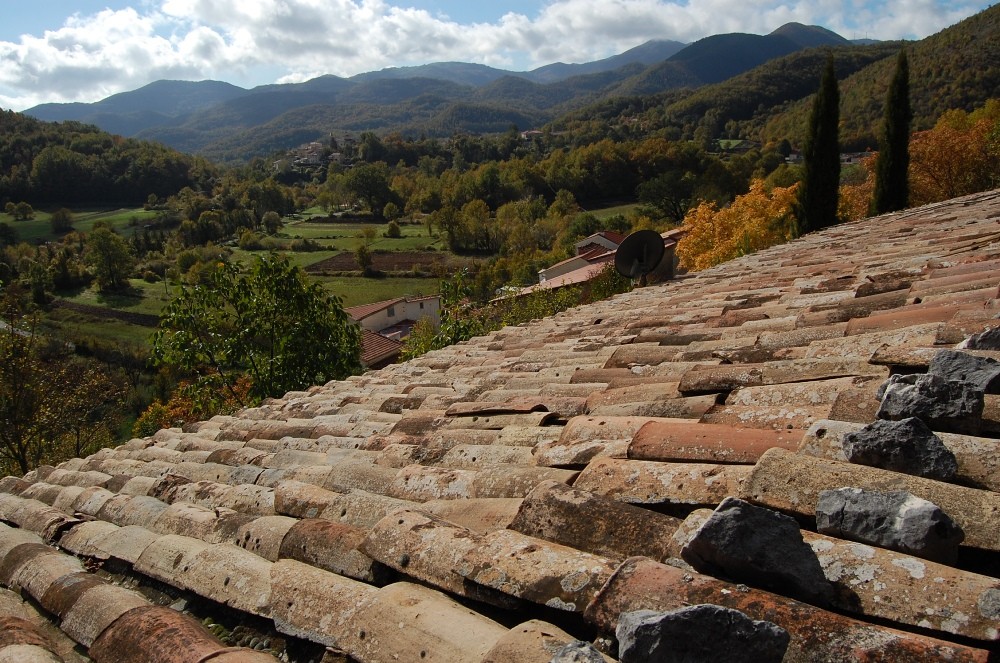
[[677, 180, 799, 271], [909, 100, 1000, 206]]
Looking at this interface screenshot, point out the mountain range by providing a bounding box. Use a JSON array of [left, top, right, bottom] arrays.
[[21, 11, 998, 163]]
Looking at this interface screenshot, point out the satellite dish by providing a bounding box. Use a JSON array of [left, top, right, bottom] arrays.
[[614, 229, 665, 286]]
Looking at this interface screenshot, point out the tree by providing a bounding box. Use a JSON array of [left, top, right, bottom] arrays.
[[153, 255, 362, 408], [909, 101, 1000, 206], [355, 244, 375, 275], [0, 286, 126, 475], [637, 170, 696, 223], [51, 207, 74, 233], [9, 201, 34, 221], [795, 57, 841, 234], [871, 50, 911, 215], [678, 180, 799, 271], [86, 227, 134, 292], [262, 210, 283, 235], [344, 162, 394, 218]]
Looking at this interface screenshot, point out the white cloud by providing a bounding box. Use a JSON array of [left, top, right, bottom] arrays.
[[0, 0, 991, 111]]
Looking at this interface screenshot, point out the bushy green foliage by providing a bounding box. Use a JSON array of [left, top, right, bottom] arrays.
[[0, 110, 216, 206], [153, 255, 362, 406], [86, 227, 135, 292], [0, 286, 127, 475]]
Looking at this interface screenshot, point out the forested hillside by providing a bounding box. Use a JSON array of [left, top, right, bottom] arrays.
[[0, 112, 216, 205], [24, 16, 974, 163], [762, 4, 1000, 146]]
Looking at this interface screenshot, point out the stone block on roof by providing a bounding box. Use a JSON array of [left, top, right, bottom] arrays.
[[0, 643, 62, 663], [97, 495, 168, 527], [0, 543, 83, 603], [629, 421, 799, 464], [438, 444, 535, 468], [482, 619, 613, 663], [88, 524, 159, 564], [235, 515, 297, 561], [363, 509, 517, 607], [179, 543, 273, 615], [279, 518, 384, 582], [18, 483, 62, 505], [268, 559, 375, 648], [420, 497, 523, 533], [88, 605, 269, 663], [322, 458, 398, 494], [58, 521, 121, 559], [585, 556, 990, 662], [743, 448, 1000, 551]]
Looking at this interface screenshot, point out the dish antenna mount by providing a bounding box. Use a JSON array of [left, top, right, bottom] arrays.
[[614, 229, 664, 286]]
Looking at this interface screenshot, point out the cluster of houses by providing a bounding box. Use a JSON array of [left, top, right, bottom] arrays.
[[351, 229, 682, 368]]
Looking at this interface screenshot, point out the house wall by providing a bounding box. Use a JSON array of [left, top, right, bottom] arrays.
[[539, 257, 589, 283], [356, 297, 441, 332]]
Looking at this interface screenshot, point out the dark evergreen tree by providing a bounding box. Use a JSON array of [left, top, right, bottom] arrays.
[[795, 57, 841, 234], [871, 50, 911, 215]]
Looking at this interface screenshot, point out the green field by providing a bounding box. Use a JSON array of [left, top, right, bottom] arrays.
[[589, 203, 641, 220], [61, 278, 175, 317], [282, 218, 444, 252], [317, 276, 438, 307], [39, 304, 157, 347], [5, 207, 159, 243]]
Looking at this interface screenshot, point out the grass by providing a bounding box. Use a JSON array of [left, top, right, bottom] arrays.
[[588, 202, 642, 220], [281, 217, 444, 252], [39, 306, 156, 347], [61, 279, 175, 317], [4, 207, 158, 244], [316, 275, 438, 308]]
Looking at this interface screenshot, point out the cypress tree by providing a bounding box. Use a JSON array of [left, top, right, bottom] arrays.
[[871, 50, 911, 215], [796, 57, 841, 234]]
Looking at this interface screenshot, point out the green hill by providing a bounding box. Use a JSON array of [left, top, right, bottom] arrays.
[[762, 4, 1000, 146]]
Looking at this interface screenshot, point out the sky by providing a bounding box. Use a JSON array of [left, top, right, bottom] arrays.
[[0, 0, 993, 111]]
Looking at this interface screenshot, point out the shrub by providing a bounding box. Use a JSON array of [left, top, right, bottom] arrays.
[[384, 220, 402, 238], [290, 238, 321, 252]]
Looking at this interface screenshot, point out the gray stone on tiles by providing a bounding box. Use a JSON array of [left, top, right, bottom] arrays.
[[843, 417, 958, 481], [616, 606, 789, 663], [877, 373, 985, 435], [958, 326, 1000, 351], [681, 497, 834, 608], [816, 488, 965, 564], [928, 349, 1000, 393], [550, 640, 606, 663]]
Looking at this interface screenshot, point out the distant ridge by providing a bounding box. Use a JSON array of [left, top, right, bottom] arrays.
[[25, 14, 968, 163]]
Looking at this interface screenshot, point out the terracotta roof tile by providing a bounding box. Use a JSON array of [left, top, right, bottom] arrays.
[[5, 190, 1000, 660]]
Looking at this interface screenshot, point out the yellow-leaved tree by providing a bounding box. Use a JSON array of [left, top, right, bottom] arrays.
[[909, 100, 1000, 206], [676, 180, 798, 272], [839, 154, 876, 223]]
